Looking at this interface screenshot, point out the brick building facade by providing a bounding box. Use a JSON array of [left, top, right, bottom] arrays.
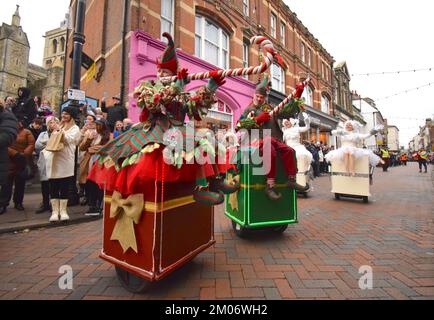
[[64, 0, 336, 140]]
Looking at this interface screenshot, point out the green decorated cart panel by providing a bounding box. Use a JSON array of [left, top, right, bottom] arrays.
[[225, 152, 298, 228]]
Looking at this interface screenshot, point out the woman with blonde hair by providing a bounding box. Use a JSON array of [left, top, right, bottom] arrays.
[[45, 107, 81, 222]]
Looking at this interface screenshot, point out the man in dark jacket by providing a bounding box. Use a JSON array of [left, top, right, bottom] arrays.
[[0, 101, 18, 215], [101, 95, 128, 131], [14, 87, 36, 127]]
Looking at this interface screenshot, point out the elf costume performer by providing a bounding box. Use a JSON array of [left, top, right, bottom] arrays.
[[88, 33, 238, 205], [236, 76, 309, 201]]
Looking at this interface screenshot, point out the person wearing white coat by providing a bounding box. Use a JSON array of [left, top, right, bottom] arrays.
[[325, 120, 384, 176], [45, 107, 81, 222], [34, 116, 60, 214]]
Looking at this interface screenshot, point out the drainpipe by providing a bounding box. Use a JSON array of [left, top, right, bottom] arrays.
[[120, 0, 129, 106]]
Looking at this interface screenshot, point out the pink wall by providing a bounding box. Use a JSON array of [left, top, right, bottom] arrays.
[[128, 31, 255, 126]]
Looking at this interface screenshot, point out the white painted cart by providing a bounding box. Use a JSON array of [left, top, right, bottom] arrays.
[[296, 157, 311, 198], [330, 155, 373, 203]]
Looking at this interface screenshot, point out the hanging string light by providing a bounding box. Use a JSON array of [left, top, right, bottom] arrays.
[[351, 67, 432, 77], [376, 82, 433, 101]]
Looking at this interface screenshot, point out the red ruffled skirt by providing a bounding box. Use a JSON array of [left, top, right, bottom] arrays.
[[88, 149, 229, 195]]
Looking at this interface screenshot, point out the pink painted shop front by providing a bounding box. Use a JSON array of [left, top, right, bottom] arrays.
[[128, 31, 255, 128]]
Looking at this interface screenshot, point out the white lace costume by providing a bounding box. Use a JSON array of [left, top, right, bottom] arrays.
[[325, 121, 382, 166]]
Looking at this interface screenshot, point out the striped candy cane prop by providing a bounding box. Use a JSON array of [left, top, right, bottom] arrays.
[[160, 36, 277, 82], [269, 77, 311, 117]]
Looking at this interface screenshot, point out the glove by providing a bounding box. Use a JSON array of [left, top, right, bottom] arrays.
[[177, 68, 188, 81], [255, 112, 271, 125], [295, 82, 305, 98], [207, 70, 226, 92]]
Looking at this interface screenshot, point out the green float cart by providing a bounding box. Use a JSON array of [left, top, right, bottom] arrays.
[[225, 149, 298, 238]]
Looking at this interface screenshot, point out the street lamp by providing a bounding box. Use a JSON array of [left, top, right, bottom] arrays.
[[67, 0, 87, 206]]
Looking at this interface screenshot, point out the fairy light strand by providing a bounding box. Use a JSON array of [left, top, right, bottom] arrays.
[[352, 67, 432, 77]]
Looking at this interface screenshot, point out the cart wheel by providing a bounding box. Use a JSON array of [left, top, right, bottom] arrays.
[[363, 196, 369, 204], [232, 221, 248, 238], [273, 225, 288, 233], [115, 266, 149, 293], [335, 193, 340, 200]]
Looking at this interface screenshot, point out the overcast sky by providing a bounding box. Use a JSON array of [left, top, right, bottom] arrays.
[[1, 0, 433, 146], [284, 0, 434, 147]]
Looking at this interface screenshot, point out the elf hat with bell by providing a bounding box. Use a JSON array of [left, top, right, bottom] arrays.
[[256, 75, 271, 96], [157, 32, 178, 74]]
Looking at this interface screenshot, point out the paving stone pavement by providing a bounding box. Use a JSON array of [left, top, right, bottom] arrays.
[[0, 162, 433, 300]]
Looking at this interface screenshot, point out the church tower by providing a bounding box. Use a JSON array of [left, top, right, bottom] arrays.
[[0, 5, 30, 99]]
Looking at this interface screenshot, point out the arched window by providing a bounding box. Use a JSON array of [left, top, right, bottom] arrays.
[[321, 94, 330, 114], [302, 85, 313, 107], [195, 16, 229, 69], [60, 37, 65, 52], [52, 39, 58, 54]]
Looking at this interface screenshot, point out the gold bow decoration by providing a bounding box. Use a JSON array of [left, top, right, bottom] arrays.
[[110, 191, 144, 253], [226, 173, 240, 212]]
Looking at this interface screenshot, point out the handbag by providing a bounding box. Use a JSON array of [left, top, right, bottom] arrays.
[[45, 131, 64, 152]]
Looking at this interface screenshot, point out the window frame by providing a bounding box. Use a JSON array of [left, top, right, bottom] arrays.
[[161, 0, 175, 39], [242, 42, 249, 79], [307, 48, 312, 67], [321, 95, 330, 114], [300, 41, 305, 63], [195, 15, 230, 69], [280, 22, 286, 45], [271, 63, 285, 94], [243, 0, 249, 16], [270, 13, 277, 38], [302, 85, 313, 107]]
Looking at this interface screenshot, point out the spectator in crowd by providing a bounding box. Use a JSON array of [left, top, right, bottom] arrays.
[[14, 87, 37, 127], [101, 94, 128, 131], [45, 107, 81, 222], [322, 144, 330, 173], [37, 100, 54, 119], [4, 96, 16, 113], [417, 148, 428, 173], [112, 120, 124, 139], [380, 146, 390, 172], [122, 118, 133, 132], [0, 99, 18, 215], [28, 117, 44, 141], [80, 118, 111, 215], [34, 116, 60, 214], [0, 117, 35, 213], [78, 114, 97, 205], [306, 141, 320, 178], [317, 142, 324, 175]]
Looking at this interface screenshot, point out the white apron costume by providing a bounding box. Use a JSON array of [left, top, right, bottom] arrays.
[[325, 121, 382, 167], [282, 115, 313, 167]]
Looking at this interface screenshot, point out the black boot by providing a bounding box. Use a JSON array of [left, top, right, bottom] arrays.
[[35, 203, 50, 214], [265, 185, 282, 201], [14, 203, 25, 211], [0, 206, 6, 215], [287, 176, 309, 192]]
